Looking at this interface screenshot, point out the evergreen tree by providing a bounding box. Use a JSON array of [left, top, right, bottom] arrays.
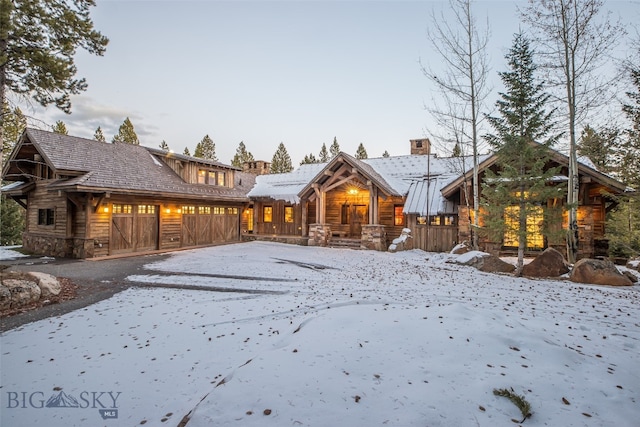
[[481, 33, 563, 274], [183, 147, 191, 156], [231, 141, 254, 167], [194, 134, 217, 161], [452, 142, 462, 157], [318, 143, 330, 162], [1, 103, 26, 244], [607, 62, 640, 258], [0, 0, 108, 160], [382, 150, 390, 158], [355, 143, 368, 159], [329, 137, 340, 159], [159, 140, 170, 151], [94, 126, 106, 142], [52, 120, 68, 134], [300, 153, 318, 165], [270, 142, 293, 173], [578, 125, 618, 173], [112, 117, 139, 144]]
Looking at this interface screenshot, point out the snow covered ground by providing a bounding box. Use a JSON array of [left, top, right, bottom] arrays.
[[1, 242, 638, 426]]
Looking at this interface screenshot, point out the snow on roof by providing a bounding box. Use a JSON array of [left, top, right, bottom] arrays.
[[247, 162, 327, 203], [403, 173, 460, 215]]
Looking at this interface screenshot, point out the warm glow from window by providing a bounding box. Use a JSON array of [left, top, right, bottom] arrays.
[[263, 206, 273, 223], [199, 206, 211, 215], [284, 206, 294, 223], [246, 207, 254, 232], [394, 205, 404, 226], [182, 206, 195, 214], [504, 205, 544, 249], [198, 169, 207, 184]]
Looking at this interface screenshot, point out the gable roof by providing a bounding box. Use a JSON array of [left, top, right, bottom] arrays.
[[3, 128, 254, 201]]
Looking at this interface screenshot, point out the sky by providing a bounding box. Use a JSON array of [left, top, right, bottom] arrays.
[[14, 0, 640, 166], [1, 242, 638, 426]]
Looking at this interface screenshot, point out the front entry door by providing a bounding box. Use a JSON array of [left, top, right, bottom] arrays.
[[351, 204, 368, 237]]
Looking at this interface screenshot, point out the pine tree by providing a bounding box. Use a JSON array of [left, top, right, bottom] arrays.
[[481, 32, 563, 274], [578, 125, 618, 173], [382, 150, 390, 158], [607, 62, 640, 258], [270, 142, 293, 173], [355, 143, 368, 159], [159, 140, 170, 151], [329, 137, 340, 159], [94, 126, 106, 142], [452, 142, 462, 157], [183, 147, 191, 156], [1, 103, 26, 244], [0, 0, 108, 160], [194, 134, 217, 161], [231, 141, 254, 167], [52, 120, 68, 134], [300, 153, 318, 165], [112, 117, 139, 144], [318, 143, 330, 162]]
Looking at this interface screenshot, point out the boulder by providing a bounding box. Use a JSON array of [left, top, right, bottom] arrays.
[[26, 271, 61, 298], [522, 247, 570, 278], [451, 251, 515, 273], [626, 258, 640, 272], [622, 270, 638, 284], [3, 278, 42, 307], [570, 258, 633, 287], [478, 255, 516, 274], [388, 228, 413, 252], [450, 241, 471, 255]]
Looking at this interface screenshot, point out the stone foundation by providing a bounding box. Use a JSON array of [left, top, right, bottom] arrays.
[[361, 225, 387, 251], [22, 233, 95, 259], [308, 224, 331, 247]]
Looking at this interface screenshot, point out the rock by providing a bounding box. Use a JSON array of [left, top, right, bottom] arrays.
[[388, 228, 412, 252], [451, 251, 515, 273], [626, 258, 640, 272], [0, 285, 11, 310], [26, 272, 61, 298], [450, 241, 471, 255], [570, 258, 633, 287], [478, 255, 516, 274], [3, 278, 42, 307], [622, 270, 638, 284], [522, 247, 570, 278]]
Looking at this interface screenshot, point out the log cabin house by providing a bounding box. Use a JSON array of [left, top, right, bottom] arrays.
[[2, 128, 255, 258], [2, 129, 631, 259]]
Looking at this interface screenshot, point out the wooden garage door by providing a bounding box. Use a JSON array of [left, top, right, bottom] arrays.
[[213, 207, 239, 242], [111, 204, 159, 254]]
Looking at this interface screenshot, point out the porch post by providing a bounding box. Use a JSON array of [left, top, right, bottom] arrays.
[[301, 199, 308, 237]]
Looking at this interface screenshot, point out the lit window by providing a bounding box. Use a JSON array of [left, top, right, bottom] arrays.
[[394, 205, 404, 226], [284, 206, 294, 223], [444, 215, 455, 226], [199, 206, 211, 215], [430, 216, 441, 226], [246, 207, 254, 232], [417, 216, 427, 225], [263, 206, 273, 223], [37, 208, 55, 226], [182, 206, 195, 214], [113, 204, 132, 214], [217, 172, 226, 186], [138, 205, 156, 214], [229, 207, 238, 215], [214, 207, 223, 215], [504, 205, 544, 249], [198, 170, 207, 184]]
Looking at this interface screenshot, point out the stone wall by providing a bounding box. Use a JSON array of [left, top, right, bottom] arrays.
[[361, 225, 387, 251], [22, 233, 72, 258], [308, 224, 331, 247]]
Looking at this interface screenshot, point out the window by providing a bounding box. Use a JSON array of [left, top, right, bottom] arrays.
[[417, 216, 427, 225], [430, 216, 441, 226], [284, 206, 294, 223], [246, 207, 254, 232], [37, 208, 55, 226], [198, 169, 207, 184], [394, 205, 404, 226], [263, 206, 273, 223], [503, 205, 544, 249], [341, 204, 350, 224], [228, 207, 238, 215], [138, 205, 156, 214], [217, 172, 226, 187], [182, 205, 195, 214], [214, 207, 224, 215], [113, 204, 133, 214], [199, 206, 211, 215]]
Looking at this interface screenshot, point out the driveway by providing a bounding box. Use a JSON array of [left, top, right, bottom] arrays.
[[1, 253, 171, 332]]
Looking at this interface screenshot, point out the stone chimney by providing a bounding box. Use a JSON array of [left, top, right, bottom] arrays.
[[243, 160, 271, 175], [410, 138, 431, 155]]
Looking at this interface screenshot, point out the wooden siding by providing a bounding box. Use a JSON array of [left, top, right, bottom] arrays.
[[26, 181, 70, 238], [253, 200, 301, 236]]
